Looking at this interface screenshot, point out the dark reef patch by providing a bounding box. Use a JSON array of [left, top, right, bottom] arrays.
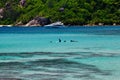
[[0, 51, 114, 80]]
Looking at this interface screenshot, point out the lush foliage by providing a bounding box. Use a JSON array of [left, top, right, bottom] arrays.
[[0, 0, 120, 25]]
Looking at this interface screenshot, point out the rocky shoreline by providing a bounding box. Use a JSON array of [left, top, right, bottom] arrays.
[[0, 16, 120, 27], [0, 24, 120, 28]]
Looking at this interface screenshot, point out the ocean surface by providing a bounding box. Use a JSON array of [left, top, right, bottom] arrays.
[[0, 26, 120, 80]]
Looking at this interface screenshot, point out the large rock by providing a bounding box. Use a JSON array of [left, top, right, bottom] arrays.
[[26, 20, 40, 26], [5, 2, 11, 9], [0, 8, 4, 18], [26, 17, 51, 26], [20, 0, 26, 7], [59, 7, 64, 12], [15, 21, 23, 26]]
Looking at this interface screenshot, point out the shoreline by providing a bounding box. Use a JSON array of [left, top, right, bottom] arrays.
[[0, 24, 120, 27]]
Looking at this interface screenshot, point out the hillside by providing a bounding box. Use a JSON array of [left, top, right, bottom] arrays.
[[0, 0, 120, 25]]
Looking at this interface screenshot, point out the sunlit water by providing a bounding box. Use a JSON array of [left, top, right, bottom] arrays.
[[0, 26, 120, 80]]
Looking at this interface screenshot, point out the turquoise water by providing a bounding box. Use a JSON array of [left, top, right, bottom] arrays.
[[0, 26, 120, 80]]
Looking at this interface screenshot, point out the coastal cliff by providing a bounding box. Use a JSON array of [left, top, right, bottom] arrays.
[[0, 0, 120, 26]]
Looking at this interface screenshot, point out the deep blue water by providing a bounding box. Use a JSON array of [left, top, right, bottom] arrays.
[[0, 26, 120, 80], [0, 26, 120, 34]]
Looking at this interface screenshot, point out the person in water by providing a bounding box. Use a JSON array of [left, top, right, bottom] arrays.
[[70, 40, 78, 42], [50, 39, 78, 43], [64, 40, 66, 42], [59, 38, 61, 42]]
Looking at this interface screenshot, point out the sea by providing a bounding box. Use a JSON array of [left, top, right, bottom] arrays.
[[0, 26, 120, 80]]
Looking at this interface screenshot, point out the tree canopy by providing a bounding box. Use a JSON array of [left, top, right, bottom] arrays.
[[0, 0, 120, 25]]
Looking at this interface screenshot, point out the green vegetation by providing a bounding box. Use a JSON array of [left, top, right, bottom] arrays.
[[0, 0, 120, 25]]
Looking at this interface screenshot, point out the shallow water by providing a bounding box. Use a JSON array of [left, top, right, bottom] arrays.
[[0, 26, 120, 80]]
